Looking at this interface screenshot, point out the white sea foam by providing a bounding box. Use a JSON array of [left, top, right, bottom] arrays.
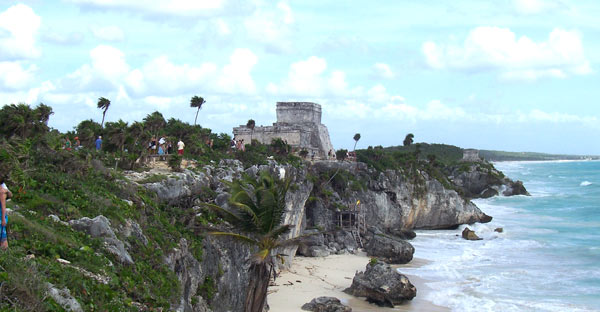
[[580, 181, 593, 186]]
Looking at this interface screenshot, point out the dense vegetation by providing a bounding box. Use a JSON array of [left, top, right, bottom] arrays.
[[0, 102, 306, 311]]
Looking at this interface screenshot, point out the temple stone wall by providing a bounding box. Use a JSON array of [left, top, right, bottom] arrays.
[[462, 149, 480, 162], [276, 102, 322, 124], [233, 102, 333, 158]]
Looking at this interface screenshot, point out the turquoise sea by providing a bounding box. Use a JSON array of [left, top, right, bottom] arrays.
[[403, 160, 600, 311]]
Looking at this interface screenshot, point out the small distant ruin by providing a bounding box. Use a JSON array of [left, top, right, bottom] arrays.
[[233, 102, 334, 158], [462, 149, 480, 162]]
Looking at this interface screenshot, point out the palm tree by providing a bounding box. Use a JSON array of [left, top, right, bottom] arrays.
[[97, 97, 111, 128], [353, 133, 361, 152], [403, 133, 414, 146], [190, 95, 206, 126], [204, 171, 298, 312], [246, 119, 256, 143]]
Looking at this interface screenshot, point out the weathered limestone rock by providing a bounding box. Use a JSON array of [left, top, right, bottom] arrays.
[[305, 161, 492, 232], [462, 227, 482, 240], [364, 234, 414, 264], [344, 262, 416, 307], [449, 163, 529, 199], [503, 180, 529, 196], [118, 218, 148, 246], [69, 216, 134, 265], [301, 296, 352, 312], [46, 283, 83, 312]]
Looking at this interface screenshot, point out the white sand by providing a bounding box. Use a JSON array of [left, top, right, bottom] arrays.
[[268, 252, 448, 312]]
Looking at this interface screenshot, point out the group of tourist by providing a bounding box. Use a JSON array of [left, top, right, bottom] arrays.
[[62, 136, 102, 151], [148, 136, 185, 156], [230, 138, 246, 152]]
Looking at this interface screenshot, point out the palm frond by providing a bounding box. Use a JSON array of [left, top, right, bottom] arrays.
[[202, 203, 243, 225], [230, 201, 260, 230], [208, 231, 258, 246], [274, 231, 325, 249]]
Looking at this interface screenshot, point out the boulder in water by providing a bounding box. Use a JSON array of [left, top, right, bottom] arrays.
[[462, 227, 482, 240]]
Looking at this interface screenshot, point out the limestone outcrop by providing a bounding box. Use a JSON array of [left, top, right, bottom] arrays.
[[306, 161, 492, 233], [69, 215, 134, 265], [344, 262, 416, 307], [448, 163, 529, 198]]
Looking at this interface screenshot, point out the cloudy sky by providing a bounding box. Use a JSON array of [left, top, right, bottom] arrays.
[[1, 0, 599, 154]]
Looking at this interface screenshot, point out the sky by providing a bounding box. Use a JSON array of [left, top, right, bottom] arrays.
[[1, 0, 599, 155]]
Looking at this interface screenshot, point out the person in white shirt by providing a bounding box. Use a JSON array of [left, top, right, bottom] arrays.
[[177, 139, 185, 155]]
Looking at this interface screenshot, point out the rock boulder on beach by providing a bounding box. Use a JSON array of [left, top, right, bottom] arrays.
[[301, 296, 352, 312], [344, 262, 416, 307], [364, 234, 414, 264]]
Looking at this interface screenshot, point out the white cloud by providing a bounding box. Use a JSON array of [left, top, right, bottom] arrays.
[[56, 45, 257, 98], [216, 48, 258, 95], [423, 27, 591, 80], [244, 1, 295, 53], [268, 56, 354, 97], [0, 4, 41, 60], [91, 25, 125, 42], [0, 61, 38, 90], [372, 63, 395, 79]]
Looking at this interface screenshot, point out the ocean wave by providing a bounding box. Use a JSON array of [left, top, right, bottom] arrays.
[[580, 181, 593, 186]]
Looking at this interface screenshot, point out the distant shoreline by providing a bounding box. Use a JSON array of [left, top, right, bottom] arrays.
[[491, 158, 600, 163]]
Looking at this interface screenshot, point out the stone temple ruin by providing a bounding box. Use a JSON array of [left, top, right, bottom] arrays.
[[233, 102, 334, 158], [462, 149, 481, 162]]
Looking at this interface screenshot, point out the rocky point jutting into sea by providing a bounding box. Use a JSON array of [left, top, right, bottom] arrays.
[[125, 155, 527, 312]]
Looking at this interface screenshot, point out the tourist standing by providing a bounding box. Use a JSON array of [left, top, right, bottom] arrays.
[[74, 137, 81, 150], [64, 137, 72, 151], [95, 136, 102, 151], [177, 139, 185, 155], [1, 176, 13, 251]]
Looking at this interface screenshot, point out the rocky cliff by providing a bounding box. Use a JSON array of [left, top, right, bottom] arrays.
[[125, 158, 497, 311], [305, 161, 491, 232], [447, 162, 529, 198]]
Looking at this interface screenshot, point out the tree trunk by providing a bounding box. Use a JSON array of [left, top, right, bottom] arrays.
[[101, 111, 106, 128], [194, 107, 200, 125], [244, 263, 271, 312]]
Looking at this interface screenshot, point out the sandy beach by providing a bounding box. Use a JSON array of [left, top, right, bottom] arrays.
[[268, 252, 448, 312]]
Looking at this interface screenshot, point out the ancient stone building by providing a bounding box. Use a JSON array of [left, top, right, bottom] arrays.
[[462, 149, 480, 162], [233, 102, 334, 158]]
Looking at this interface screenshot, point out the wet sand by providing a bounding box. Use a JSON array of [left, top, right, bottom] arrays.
[[268, 252, 448, 311]]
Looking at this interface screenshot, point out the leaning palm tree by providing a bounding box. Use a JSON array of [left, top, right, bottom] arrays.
[[97, 97, 111, 128], [190, 95, 206, 126], [204, 171, 296, 312]]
